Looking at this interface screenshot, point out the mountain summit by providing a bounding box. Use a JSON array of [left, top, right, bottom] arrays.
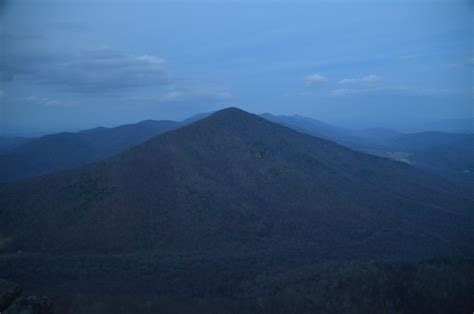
[[0, 108, 472, 258]]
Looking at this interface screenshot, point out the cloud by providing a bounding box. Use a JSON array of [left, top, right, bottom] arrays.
[[304, 74, 328, 86], [0, 47, 172, 93], [467, 57, 474, 65], [330, 88, 366, 96], [160, 88, 232, 103], [24, 95, 76, 107], [329, 74, 383, 96], [0, 50, 59, 81], [131, 88, 232, 105], [48, 48, 171, 93], [338, 74, 381, 86], [330, 86, 456, 97]]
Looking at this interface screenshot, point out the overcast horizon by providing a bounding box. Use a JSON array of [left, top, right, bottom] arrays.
[[1, 0, 473, 136]]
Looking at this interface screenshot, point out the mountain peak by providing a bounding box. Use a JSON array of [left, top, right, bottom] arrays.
[[210, 107, 253, 118], [195, 107, 264, 128]]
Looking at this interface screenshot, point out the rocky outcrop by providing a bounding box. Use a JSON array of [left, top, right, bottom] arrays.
[[4, 296, 53, 314], [0, 279, 52, 314], [0, 279, 22, 312]]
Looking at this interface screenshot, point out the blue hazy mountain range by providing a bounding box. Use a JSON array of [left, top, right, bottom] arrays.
[[1, 110, 472, 184]]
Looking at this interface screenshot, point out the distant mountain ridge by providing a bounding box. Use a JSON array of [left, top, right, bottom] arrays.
[[259, 113, 388, 152], [384, 131, 474, 182], [0, 119, 181, 183], [1, 110, 472, 185], [1, 108, 472, 259], [423, 118, 473, 133], [260, 114, 474, 183], [0, 137, 31, 155]]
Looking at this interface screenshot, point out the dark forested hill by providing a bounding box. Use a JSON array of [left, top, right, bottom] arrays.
[[0, 108, 472, 259], [0, 119, 180, 183]]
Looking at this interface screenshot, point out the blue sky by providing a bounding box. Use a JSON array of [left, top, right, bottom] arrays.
[[0, 0, 472, 135]]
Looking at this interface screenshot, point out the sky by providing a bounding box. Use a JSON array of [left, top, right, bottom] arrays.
[[0, 0, 473, 136]]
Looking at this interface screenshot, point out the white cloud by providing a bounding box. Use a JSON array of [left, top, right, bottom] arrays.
[[330, 86, 456, 97], [24, 95, 75, 107], [338, 74, 381, 86], [131, 88, 233, 105], [304, 74, 328, 86], [160, 90, 184, 102], [159, 88, 232, 103], [136, 55, 166, 65], [1, 47, 171, 93], [330, 88, 363, 96]]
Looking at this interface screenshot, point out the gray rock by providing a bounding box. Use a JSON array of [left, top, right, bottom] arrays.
[[4, 296, 53, 314], [0, 279, 22, 312]]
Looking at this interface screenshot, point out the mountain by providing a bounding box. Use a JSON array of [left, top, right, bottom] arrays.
[[356, 128, 404, 141], [260, 113, 389, 154], [423, 118, 474, 133], [0, 108, 472, 259], [259, 113, 350, 141], [4, 111, 470, 187], [180, 111, 214, 125], [0, 119, 181, 183], [260, 113, 377, 150], [259, 114, 474, 184], [384, 132, 474, 182], [0, 137, 30, 155]]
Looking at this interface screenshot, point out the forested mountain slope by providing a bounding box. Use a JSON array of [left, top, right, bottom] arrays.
[[0, 108, 472, 259]]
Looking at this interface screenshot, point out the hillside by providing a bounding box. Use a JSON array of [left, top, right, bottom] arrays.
[[0, 108, 472, 259], [259, 113, 386, 153], [0, 119, 180, 183], [0, 137, 30, 155], [260, 114, 474, 183], [1, 255, 472, 314], [386, 132, 474, 177]]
